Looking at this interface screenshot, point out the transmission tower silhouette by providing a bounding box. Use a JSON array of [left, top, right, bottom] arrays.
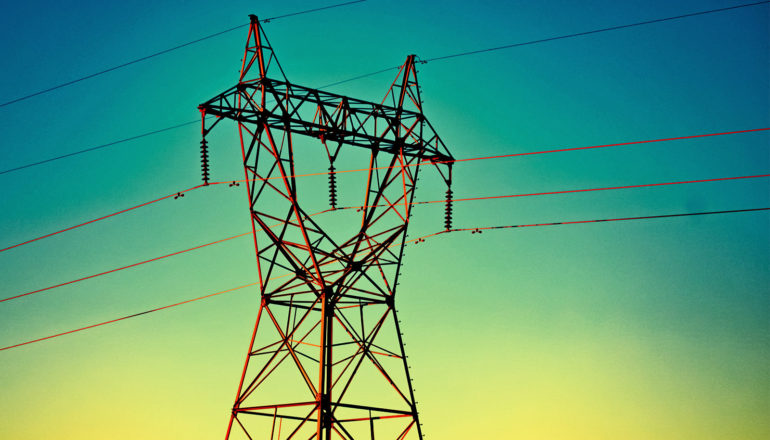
[[198, 15, 454, 439]]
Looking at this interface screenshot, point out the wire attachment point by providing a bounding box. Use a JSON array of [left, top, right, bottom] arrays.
[[444, 187, 453, 231], [200, 138, 210, 185], [328, 163, 338, 209]]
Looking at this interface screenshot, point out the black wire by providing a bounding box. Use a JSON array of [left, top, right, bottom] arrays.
[[0, 62, 399, 176], [0, 120, 199, 175], [421, 1, 769, 63], [0, 25, 245, 109], [2, 1, 765, 176], [262, 0, 366, 22], [321, 2, 770, 85], [318, 66, 401, 89], [452, 207, 770, 232], [0, 1, 367, 109]]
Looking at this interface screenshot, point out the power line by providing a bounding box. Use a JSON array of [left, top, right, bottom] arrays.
[[446, 128, 770, 165], [3, 206, 767, 352], [0, 1, 367, 109], [317, 66, 402, 89], [262, 0, 366, 22], [0, 232, 250, 303], [0, 183, 207, 253], [0, 119, 200, 175], [1, 0, 760, 111], [3, 173, 766, 302], [2, 0, 766, 176], [2, 122, 766, 179], [253, 127, 768, 182], [0, 281, 261, 352], [1, 209, 333, 303], [445, 207, 770, 234], [309, 1, 770, 84], [349, 174, 770, 209], [2, 126, 767, 254], [0, 71, 396, 176], [419, 1, 770, 64]]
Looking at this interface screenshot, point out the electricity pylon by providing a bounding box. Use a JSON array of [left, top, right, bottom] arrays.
[[198, 15, 453, 439]]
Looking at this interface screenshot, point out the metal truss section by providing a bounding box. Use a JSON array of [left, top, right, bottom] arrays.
[[199, 79, 453, 162], [198, 15, 454, 440]]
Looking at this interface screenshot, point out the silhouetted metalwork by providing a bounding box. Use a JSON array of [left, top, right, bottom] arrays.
[[198, 15, 453, 439]]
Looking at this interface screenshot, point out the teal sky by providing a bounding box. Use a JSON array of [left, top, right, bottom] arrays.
[[0, 1, 768, 438]]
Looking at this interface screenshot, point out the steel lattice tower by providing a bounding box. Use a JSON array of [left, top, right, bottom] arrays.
[[198, 15, 453, 439]]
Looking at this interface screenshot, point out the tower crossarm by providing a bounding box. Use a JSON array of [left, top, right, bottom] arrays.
[[199, 77, 454, 163]]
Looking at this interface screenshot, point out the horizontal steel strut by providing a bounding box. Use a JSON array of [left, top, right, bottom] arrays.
[[199, 78, 453, 163]]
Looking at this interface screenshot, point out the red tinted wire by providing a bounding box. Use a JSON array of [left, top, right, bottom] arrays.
[[448, 128, 770, 164], [331, 173, 769, 211], [3, 172, 761, 305], [0, 232, 250, 303], [3, 171, 765, 260], [3, 206, 767, 352], [417, 174, 770, 205], [0, 209, 333, 304], [227, 127, 770, 182], [3, 127, 767, 254], [0, 183, 213, 253], [0, 281, 260, 352]]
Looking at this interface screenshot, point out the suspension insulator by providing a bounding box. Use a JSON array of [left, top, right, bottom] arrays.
[[200, 139, 210, 185], [328, 164, 338, 209], [444, 187, 453, 231]]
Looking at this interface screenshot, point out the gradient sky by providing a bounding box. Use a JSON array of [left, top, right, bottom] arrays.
[[0, 1, 768, 439]]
